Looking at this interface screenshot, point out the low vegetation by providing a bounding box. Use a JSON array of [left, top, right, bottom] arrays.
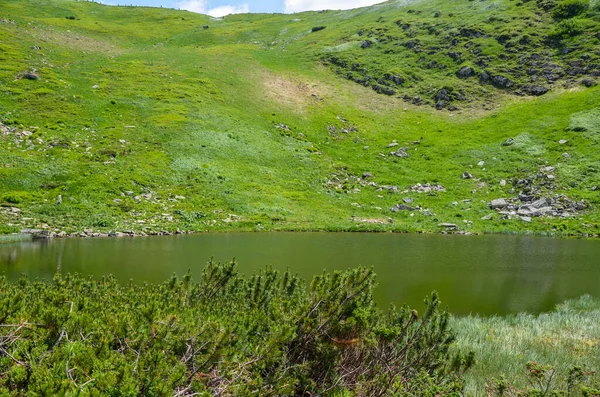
[[0, 266, 598, 396], [0, 265, 474, 396]]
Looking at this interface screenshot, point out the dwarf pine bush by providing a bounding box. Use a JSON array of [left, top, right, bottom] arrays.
[[0, 263, 473, 396]]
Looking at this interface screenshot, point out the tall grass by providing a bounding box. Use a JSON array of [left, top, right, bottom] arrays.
[[0, 234, 31, 243], [453, 295, 600, 394]]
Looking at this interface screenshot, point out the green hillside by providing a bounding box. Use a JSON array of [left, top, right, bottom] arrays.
[[0, 0, 599, 236]]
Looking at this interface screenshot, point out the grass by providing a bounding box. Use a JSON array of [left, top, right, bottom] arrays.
[[0, 0, 599, 236], [453, 295, 600, 394]]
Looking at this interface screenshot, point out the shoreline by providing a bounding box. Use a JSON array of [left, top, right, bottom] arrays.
[[2, 224, 600, 244]]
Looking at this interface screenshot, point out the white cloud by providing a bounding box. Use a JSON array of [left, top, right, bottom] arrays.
[[284, 0, 382, 13], [178, 0, 249, 16], [178, 0, 207, 13], [206, 4, 249, 16]]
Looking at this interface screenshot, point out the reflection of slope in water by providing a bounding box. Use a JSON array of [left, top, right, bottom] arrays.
[[0, 246, 19, 268], [0, 240, 65, 279]]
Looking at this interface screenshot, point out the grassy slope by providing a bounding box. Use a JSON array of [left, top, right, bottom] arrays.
[[0, 0, 599, 236]]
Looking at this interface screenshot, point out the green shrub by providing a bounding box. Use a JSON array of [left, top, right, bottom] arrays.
[[552, 0, 589, 19], [547, 19, 584, 44], [0, 191, 33, 204], [0, 265, 473, 396]]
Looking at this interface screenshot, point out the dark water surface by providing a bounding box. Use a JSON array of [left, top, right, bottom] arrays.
[[1, 233, 599, 315]]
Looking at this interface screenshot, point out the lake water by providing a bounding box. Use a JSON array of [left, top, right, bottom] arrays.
[[1, 233, 599, 316]]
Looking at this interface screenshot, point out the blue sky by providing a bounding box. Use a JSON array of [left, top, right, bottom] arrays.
[[101, 0, 384, 16]]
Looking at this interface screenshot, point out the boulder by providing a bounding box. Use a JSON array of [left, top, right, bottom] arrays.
[[491, 75, 514, 89], [23, 72, 39, 80], [502, 138, 514, 146], [581, 79, 597, 88], [391, 204, 415, 212], [361, 40, 372, 49], [456, 66, 475, 79], [439, 223, 458, 230], [524, 85, 549, 96], [489, 198, 508, 209]]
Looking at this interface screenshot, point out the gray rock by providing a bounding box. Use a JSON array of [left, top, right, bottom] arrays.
[[402, 197, 413, 204], [524, 85, 549, 96], [559, 139, 568, 144], [519, 193, 534, 202], [502, 138, 514, 146], [490, 198, 508, 209], [362, 172, 373, 179], [439, 223, 458, 230], [491, 75, 514, 89], [581, 79, 597, 88], [462, 171, 473, 179], [456, 66, 475, 79], [532, 198, 550, 209], [562, 152, 570, 159], [520, 216, 532, 222], [481, 214, 493, 220], [391, 204, 415, 212], [390, 147, 409, 158], [23, 72, 39, 80]]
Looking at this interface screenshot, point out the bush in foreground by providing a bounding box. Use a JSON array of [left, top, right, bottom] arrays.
[[0, 263, 472, 396]]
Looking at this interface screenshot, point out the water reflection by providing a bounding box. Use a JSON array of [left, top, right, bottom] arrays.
[[1, 233, 599, 316]]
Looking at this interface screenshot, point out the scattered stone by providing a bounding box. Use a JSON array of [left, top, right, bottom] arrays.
[[378, 185, 399, 193], [22, 72, 39, 80], [502, 138, 514, 147], [559, 139, 568, 144], [361, 40, 373, 49], [477, 161, 485, 167], [524, 85, 549, 96], [439, 223, 458, 230], [411, 183, 446, 194], [562, 152, 570, 159], [456, 66, 475, 79], [500, 179, 506, 187], [491, 75, 514, 89], [520, 216, 532, 222], [581, 79, 597, 88], [391, 204, 415, 212], [462, 171, 473, 179], [481, 214, 493, 220], [402, 197, 413, 204], [390, 147, 409, 158], [489, 198, 508, 209], [362, 172, 373, 179]]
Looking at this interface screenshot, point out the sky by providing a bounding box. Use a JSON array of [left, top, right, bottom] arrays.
[[100, 0, 384, 17]]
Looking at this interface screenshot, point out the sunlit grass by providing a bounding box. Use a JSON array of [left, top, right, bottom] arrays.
[[453, 296, 600, 394]]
